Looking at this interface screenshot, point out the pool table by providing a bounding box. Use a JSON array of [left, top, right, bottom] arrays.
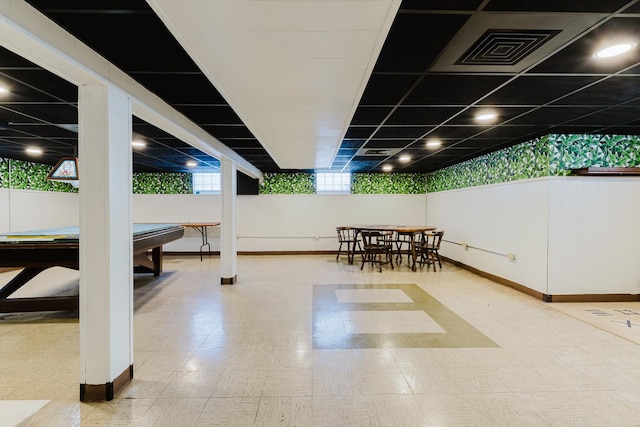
[[0, 223, 184, 313]]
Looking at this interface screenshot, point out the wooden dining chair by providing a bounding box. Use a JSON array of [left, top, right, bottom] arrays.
[[360, 230, 394, 272], [336, 226, 360, 264], [393, 230, 416, 266], [417, 230, 444, 271]]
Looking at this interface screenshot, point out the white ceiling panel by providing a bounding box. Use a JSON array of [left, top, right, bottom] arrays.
[[148, 0, 402, 169]]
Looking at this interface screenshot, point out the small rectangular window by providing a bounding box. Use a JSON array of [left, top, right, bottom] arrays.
[[316, 172, 351, 193], [193, 172, 221, 194]]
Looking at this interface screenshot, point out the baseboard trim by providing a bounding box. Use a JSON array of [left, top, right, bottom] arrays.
[[221, 275, 237, 285], [442, 256, 640, 303], [80, 365, 133, 402], [165, 250, 336, 256]]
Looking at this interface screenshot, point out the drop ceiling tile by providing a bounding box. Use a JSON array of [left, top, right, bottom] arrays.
[[345, 127, 377, 139], [386, 107, 464, 125], [351, 106, 394, 125], [446, 107, 532, 126], [374, 126, 431, 138], [374, 13, 470, 72], [366, 139, 414, 148], [552, 76, 640, 106], [479, 76, 601, 105], [358, 74, 420, 105], [509, 107, 603, 125], [403, 75, 511, 105], [532, 17, 640, 74], [485, 0, 632, 13]]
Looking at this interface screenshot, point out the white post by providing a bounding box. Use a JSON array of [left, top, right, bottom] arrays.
[[78, 84, 133, 401], [220, 159, 237, 284]]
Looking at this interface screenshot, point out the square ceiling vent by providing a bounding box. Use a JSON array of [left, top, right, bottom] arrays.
[[456, 29, 561, 66]]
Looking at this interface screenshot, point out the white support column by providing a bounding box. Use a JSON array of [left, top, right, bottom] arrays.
[[78, 84, 133, 401], [220, 159, 237, 284]]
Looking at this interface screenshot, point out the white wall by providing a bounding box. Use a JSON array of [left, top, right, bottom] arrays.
[[1, 190, 426, 252], [547, 177, 640, 295], [427, 176, 640, 297], [427, 179, 550, 294], [0, 188, 79, 232], [132, 193, 427, 252]]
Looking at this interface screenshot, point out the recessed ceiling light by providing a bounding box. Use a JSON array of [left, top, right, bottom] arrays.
[[25, 147, 43, 155], [594, 42, 637, 59], [475, 112, 497, 122], [0, 86, 9, 94], [399, 154, 411, 163], [186, 160, 198, 168], [426, 139, 442, 148], [131, 140, 146, 148], [382, 164, 392, 172]]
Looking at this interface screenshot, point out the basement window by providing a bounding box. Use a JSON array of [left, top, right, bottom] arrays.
[[316, 172, 351, 194], [193, 172, 221, 194]]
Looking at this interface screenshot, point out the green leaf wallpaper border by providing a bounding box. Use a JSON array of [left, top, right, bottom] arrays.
[[427, 134, 640, 192], [0, 158, 9, 189], [352, 173, 426, 194], [259, 172, 316, 194], [132, 172, 193, 194], [0, 158, 78, 193]]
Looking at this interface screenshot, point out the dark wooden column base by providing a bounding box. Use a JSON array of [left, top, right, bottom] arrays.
[[80, 365, 133, 402], [221, 275, 237, 285]]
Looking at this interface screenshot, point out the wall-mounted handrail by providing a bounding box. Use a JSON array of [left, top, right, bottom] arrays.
[[442, 239, 515, 260]]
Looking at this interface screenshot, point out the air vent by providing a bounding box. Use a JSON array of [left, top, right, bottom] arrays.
[[364, 149, 390, 155], [356, 147, 402, 157], [456, 29, 561, 66]]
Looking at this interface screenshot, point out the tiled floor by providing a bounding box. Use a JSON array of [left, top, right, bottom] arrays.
[[2, 255, 640, 426]]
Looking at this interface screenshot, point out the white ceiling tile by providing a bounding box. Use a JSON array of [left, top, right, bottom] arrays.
[[148, 0, 402, 169]]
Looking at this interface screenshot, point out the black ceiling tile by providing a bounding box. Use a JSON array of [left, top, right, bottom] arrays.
[[350, 106, 394, 125], [359, 74, 420, 105], [435, 125, 490, 138], [550, 125, 605, 134], [218, 139, 263, 149], [344, 127, 377, 139], [596, 126, 640, 134], [400, 0, 483, 11], [479, 125, 546, 139], [351, 156, 387, 163], [485, 0, 633, 13], [563, 107, 640, 126], [200, 125, 256, 139], [27, 1, 199, 73], [133, 73, 227, 105], [480, 76, 601, 106], [337, 148, 358, 156], [339, 139, 367, 149], [0, 46, 42, 68], [1, 103, 77, 126], [386, 106, 464, 125], [373, 126, 431, 139], [509, 106, 603, 125], [366, 139, 413, 148], [375, 13, 470, 73], [553, 76, 640, 105], [624, 2, 640, 12], [622, 64, 640, 74], [7, 124, 77, 138], [404, 75, 511, 105], [532, 18, 640, 74], [173, 105, 243, 125], [446, 107, 532, 126], [1, 70, 77, 103]]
